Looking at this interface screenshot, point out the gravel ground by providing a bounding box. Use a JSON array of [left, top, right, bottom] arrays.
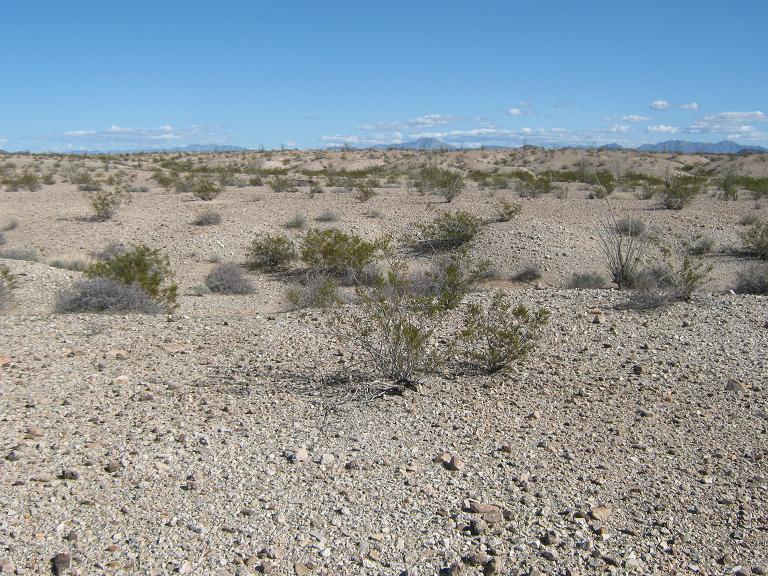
[[1, 149, 767, 575]]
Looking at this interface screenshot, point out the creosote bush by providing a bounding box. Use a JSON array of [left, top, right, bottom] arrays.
[[193, 210, 222, 226], [246, 233, 296, 271], [734, 263, 768, 295], [191, 176, 224, 200], [79, 244, 178, 311], [86, 184, 131, 221], [660, 173, 703, 210], [301, 228, 388, 276], [740, 220, 768, 260], [415, 210, 484, 252], [336, 262, 447, 389], [628, 257, 711, 309], [416, 165, 465, 202], [205, 263, 254, 294], [409, 250, 491, 311], [495, 199, 522, 222], [460, 291, 549, 374]]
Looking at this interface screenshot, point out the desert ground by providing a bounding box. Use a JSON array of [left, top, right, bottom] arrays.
[[1, 147, 767, 575]]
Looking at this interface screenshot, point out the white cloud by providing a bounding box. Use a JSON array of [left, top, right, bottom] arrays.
[[649, 100, 670, 110], [646, 124, 679, 133], [686, 110, 766, 134], [680, 102, 699, 110], [607, 125, 631, 133], [507, 108, 524, 116], [357, 114, 458, 131], [621, 115, 651, 122], [64, 130, 96, 136]]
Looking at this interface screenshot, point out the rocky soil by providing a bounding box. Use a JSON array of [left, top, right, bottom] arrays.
[[1, 149, 767, 575]]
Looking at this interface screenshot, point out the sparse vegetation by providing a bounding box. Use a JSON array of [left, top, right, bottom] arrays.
[[285, 213, 308, 229], [301, 228, 387, 276], [0, 265, 17, 312], [511, 263, 542, 284], [286, 273, 343, 309], [316, 210, 339, 222], [495, 199, 522, 222], [719, 165, 739, 200], [0, 247, 39, 262], [615, 217, 647, 237], [415, 165, 464, 202], [460, 291, 549, 374], [567, 271, 606, 289], [660, 173, 703, 210], [191, 176, 224, 200], [599, 213, 649, 288], [86, 183, 131, 221], [56, 278, 163, 314], [49, 257, 89, 271]]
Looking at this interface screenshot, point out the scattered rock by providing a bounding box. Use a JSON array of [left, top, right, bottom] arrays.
[[52, 552, 71, 575], [590, 506, 612, 522], [725, 378, 748, 393]]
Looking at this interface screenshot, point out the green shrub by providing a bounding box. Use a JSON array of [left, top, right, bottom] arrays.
[[460, 291, 549, 373], [355, 181, 377, 202], [246, 233, 296, 271], [685, 235, 716, 256], [191, 176, 223, 200], [628, 258, 711, 309], [416, 165, 464, 202], [205, 263, 254, 294], [415, 210, 484, 251], [719, 165, 739, 200], [301, 228, 387, 275], [83, 244, 177, 310], [409, 251, 491, 311], [337, 262, 447, 389], [660, 174, 703, 210], [268, 176, 297, 193], [86, 184, 131, 221], [517, 176, 552, 198], [740, 220, 768, 259], [495, 199, 522, 222]]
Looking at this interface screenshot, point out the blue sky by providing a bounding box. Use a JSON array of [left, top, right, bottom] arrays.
[[1, 0, 766, 151]]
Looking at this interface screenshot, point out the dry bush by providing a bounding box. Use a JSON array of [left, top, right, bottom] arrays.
[[495, 199, 522, 222], [193, 210, 222, 226], [205, 263, 254, 294], [56, 278, 162, 314], [316, 210, 339, 222], [286, 273, 343, 310], [615, 217, 647, 237], [49, 257, 89, 272], [0, 265, 17, 312], [627, 258, 711, 309], [284, 213, 307, 229], [734, 263, 768, 295], [0, 247, 39, 262], [511, 263, 542, 283], [598, 213, 650, 288], [685, 235, 716, 256], [460, 291, 549, 373], [567, 271, 606, 289]]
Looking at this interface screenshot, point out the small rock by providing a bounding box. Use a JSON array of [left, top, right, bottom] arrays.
[[0, 559, 15, 573], [61, 469, 80, 481], [725, 378, 747, 393], [294, 563, 310, 576], [446, 454, 464, 471], [26, 426, 44, 439], [105, 460, 123, 474], [590, 506, 612, 522], [5, 450, 20, 462], [52, 553, 71, 575]]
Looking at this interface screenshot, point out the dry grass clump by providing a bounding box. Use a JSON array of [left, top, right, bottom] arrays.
[[284, 213, 307, 229], [0, 247, 39, 262], [734, 263, 768, 294], [204, 263, 254, 294], [567, 271, 606, 289], [286, 273, 343, 310], [740, 220, 768, 260], [56, 278, 163, 314], [193, 210, 222, 226], [0, 265, 17, 312], [49, 257, 89, 272], [316, 210, 339, 223]]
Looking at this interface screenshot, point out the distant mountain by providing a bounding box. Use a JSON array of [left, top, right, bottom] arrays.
[[637, 140, 767, 154], [598, 143, 624, 151], [369, 138, 454, 151]]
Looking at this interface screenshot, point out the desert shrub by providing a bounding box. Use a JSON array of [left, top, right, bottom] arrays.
[[685, 235, 716, 256], [191, 176, 223, 200], [511, 263, 542, 283], [246, 233, 296, 271], [49, 257, 89, 271], [301, 228, 387, 275], [615, 217, 647, 237], [660, 173, 703, 210], [416, 165, 464, 202], [740, 175, 768, 199], [739, 213, 760, 226], [628, 258, 711, 309], [285, 213, 308, 229], [517, 176, 552, 198], [85, 184, 131, 221], [204, 263, 254, 294], [734, 263, 768, 294], [495, 199, 522, 222], [366, 208, 384, 219], [268, 176, 297, 193], [599, 214, 649, 288], [719, 165, 739, 200], [286, 273, 342, 310], [0, 247, 39, 262], [316, 210, 339, 222], [0, 232, 4, 246], [460, 291, 549, 373], [16, 171, 42, 192], [567, 271, 606, 289], [409, 251, 491, 311], [740, 220, 768, 259], [71, 170, 101, 192], [335, 262, 447, 389], [308, 181, 323, 197], [193, 210, 222, 226], [0, 265, 17, 312], [56, 278, 162, 314], [83, 244, 177, 310], [355, 181, 377, 202], [415, 210, 484, 251], [152, 170, 177, 191]]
